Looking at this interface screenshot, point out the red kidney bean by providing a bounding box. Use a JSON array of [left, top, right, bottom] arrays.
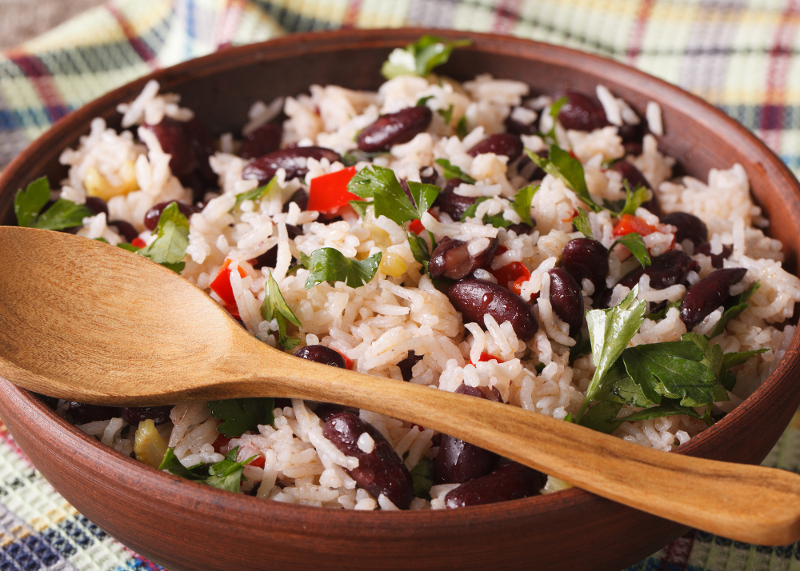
[[444, 462, 546, 508], [144, 118, 196, 178], [84, 197, 108, 217], [356, 106, 432, 153], [314, 404, 360, 422], [282, 188, 308, 213], [467, 133, 523, 162], [680, 268, 747, 329], [605, 250, 699, 308], [547, 268, 584, 335], [120, 406, 172, 426], [659, 212, 708, 247], [506, 221, 536, 235], [143, 201, 196, 231], [561, 238, 609, 292], [241, 123, 282, 160], [429, 237, 499, 280], [504, 107, 539, 136], [293, 345, 346, 369], [182, 117, 217, 185], [253, 224, 301, 269], [397, 350, 423, 382], [242, 147, 341, 186], [434, 384, 501, 485], [108, 220, 139, 243], [624, 142, 643, 157], [557, 92, 609, 132], [432, 179, 477, 221], [68, 402, 120, 424], [516, 149, 548, 182], [611, 158, 659, 214], [420, 166, 438, 185], [323, 411, 414, 508], [617, 121, 644, 145], [447, 278, 539, 341], [694, 243, 733, 269]]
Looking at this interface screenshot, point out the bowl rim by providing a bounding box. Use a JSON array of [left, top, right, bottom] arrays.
[[2, 26, 800, 528]]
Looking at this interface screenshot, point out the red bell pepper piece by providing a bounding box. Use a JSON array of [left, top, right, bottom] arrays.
[[408, 219, 425, 235], [307, 167, 360, 213], [490, 261, 531, 290], [613, 214, 657, 237], [131, 237, 147, 249], [210, 259, 248, 306], [470, 352, 503, 365], [249, 455, 266, 469]]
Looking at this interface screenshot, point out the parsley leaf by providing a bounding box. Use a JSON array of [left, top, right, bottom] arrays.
[[579, 400, 623, 434], [511, 184, 537, 226], [456, 116, 468, 139], [545, 96, 568, 141], [15, 177, 94, 230], [348, 200, 370, 218], [435, 158, 476, 184], [347, 165, 417, 225], [381, 36, 471, 80], [615, 183, 651, 217], [708, 281, 760, 339], [234, 176, 280, 208], [262, 271, 302, 350], [416, 95, 434, 107], [622, 399, 708, 423], [572, 207, 593, 238], [408, 181, 440, 219], [610, 232, 651, 268], [139, 202, 189, 273], [341, 150, 389, 167], [622, 340, 717, 407], [410, 456, 434, 500], [646, 300, 680, 321], [578, 287, 647, 420], [408, 232, 431, 265], [437, 104, 454, 124], [205, 447, 259, 493], [158, 446, 257, 493], [527, 146, 602, 212], [14, 177, 50, 227], [207, 398, 276, 438], [301, 247, 382, 289]]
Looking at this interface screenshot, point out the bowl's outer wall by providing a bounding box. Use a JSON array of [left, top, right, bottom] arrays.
[[0, 28, 799, 571]]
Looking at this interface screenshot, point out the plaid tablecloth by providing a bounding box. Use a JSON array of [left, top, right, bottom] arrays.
[[1, 1, 799, 569]]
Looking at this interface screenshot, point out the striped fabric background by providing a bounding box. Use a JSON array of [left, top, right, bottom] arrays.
[[0, 1, 799, 569]]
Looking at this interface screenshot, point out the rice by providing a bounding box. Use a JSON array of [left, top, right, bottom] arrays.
[[48, 62, 800, 512]]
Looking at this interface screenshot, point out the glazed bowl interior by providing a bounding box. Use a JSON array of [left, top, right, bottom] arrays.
[[0, 28, 799, 571]]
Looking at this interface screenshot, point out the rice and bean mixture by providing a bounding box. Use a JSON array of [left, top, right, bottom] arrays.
[[34, 38, 800, 510]]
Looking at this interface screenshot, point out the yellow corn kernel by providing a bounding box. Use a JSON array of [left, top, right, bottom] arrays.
[[133, 419, 168, 468], [380, 251, 408, 278], [84, 160, 138, 201]]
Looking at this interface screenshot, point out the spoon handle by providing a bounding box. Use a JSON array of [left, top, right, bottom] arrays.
[[227, 348, 800, 546]]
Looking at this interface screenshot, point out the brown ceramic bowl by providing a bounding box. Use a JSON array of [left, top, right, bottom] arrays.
[[0, 28, 799, 571]]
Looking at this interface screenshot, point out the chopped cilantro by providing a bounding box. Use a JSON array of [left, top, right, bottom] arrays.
[[381, 36, 471, 80], [235, 176, 280, 208], [349, 200, 370, 218], [158, 446, 257, 493], [435, 158, 475, 184], [527, 146, 602, 213], [510, 184, 537, 227], [262, 271, 302, 350], [207, 398, 276, 437], [572, 208, 593, 238], [14, 177, 93, 230], [139, 202, 189, 273], [610, 233, 651, 268], [299, 247, 382, 289], [456, 116, 468, 139], [437, 104, 454, 124], [347, 165, 439, 227], [416, 95, 434, 107]]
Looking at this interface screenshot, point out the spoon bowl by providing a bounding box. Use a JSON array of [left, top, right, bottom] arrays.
[[1, 225, 800, 546]]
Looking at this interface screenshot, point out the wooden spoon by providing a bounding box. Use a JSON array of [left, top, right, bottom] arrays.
[[0, 226, 798, 545]]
